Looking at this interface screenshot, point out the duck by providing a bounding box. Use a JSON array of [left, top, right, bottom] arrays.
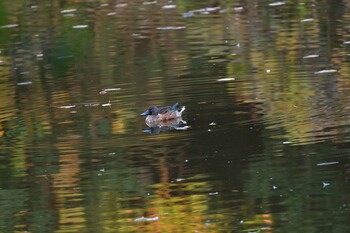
[[140, 103, 185, 124]]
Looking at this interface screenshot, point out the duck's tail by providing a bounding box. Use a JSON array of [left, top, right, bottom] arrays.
[[180, 106, 185, 113]]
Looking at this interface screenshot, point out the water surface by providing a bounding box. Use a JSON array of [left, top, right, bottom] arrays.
[[1, 0, 350, 232]]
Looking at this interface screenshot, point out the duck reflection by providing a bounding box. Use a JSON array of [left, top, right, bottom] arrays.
[[143, 117, 190, 135]]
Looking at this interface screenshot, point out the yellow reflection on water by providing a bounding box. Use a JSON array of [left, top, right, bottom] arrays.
[[53, 137, 86, 233]]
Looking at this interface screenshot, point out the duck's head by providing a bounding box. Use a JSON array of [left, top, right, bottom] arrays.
[[140, 106, 159, 116]]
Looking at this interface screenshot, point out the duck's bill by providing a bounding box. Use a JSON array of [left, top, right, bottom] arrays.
[[140, 110, 150, 116]]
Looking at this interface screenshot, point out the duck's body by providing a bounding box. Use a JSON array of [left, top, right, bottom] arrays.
[[140, 103, 185, 124]]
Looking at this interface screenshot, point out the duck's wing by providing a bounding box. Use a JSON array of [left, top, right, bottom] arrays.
[[158, 106, 172, 114], [158, 103, 184, 114]]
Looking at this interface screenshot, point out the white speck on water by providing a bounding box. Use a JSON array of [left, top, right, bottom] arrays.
[[61, 9, 76, 13], [209, 192, 219, 196], [157, 26, 186, 30], [147, 192, 151, 195], [162, 5, 176, 9], [300, 18, 313, 22], [72, 25, 88, 29], [100, 3, 109, 7], [36, 53, 43, 57], [182, 12, 194, 18], [315, 69, 337, 74], [323, 182, 330, 188], [99, 168, 105, 172], [209, 122, 216, 126], [102, 100, 111, 107], [234, 6, 244, 12], [0, 24, 18, 29], [116, 3, 128, 7], [236, 43, 240, 47], [272, 185, 277, 190], [269, 2, 285, 6], [343, 41, 350, 44], [103, 88, 121, 92], [217, 78, 235, 82], [208, 129, 211, 132], [17, 81, 33, 86], [266, 69, 271, 73], [107, 12, 116, 16], [57, 105, 76, 109], [143, 1, 157, 5], [134, 216, 159, 222], [175, 126, 191, 130], [303, 54, 319, 59], [282, 141, 292, 144], [175, 178, 185, 182], [240, 220, 244, 224], [185, 160, 188, 163], [31, 5, 38, 9], [316, 161, 339, 166]]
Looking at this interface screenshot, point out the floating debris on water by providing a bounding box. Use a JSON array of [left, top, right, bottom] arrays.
[[316, 161, 339, 166], [175, 178, 185, 182], [99, 88, 121, 94], [82, 102, 99, 107], [57, 105, 76, 109], [116, 3, 128, 7], [106, 12, 116, 16], [272, 185, 278, 190], [314, 69, 337, 74], [343, 41, 350, 44], [72, 25, 88, 29], [17, 81, 33, 86], [134, 216, 159, 222], [323, 182, 330, 188], [182, 12, 194, 18], [209, 122, 216, 126], [143, 1, 157, 5], [0, 24, 18, 29], [303, 54, 319, 59], [162, 5, 176, 9], [102, 100, 111, 107], [157, 26, 186, 30], [217, 78, 235, 82], [269, 2, 285, 6], [103, 88, 121, 92], [61, 9, 76, 13], [282, 141, 292, 144], [234, 6, 244, 12], [209, 192, 219, 196], [300, 18, 313, 22], [175, 126, 191, 130]]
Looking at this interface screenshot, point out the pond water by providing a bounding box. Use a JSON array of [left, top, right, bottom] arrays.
[[1, 0, 350, 232]]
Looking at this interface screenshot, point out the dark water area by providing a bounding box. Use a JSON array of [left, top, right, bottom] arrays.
[[1, 0, 350, 232]]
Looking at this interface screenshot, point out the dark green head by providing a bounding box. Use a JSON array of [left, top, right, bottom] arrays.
[[140, 106, 159, 116]]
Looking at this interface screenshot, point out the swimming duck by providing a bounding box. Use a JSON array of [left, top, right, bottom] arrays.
[[140, 103, 185, 124]]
